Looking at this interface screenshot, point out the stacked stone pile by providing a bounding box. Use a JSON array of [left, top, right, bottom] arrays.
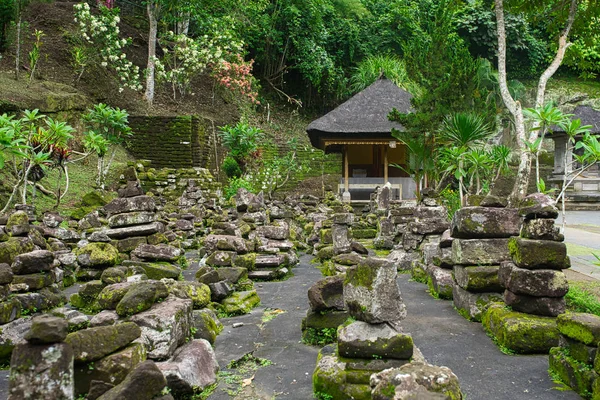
[[450, 202, 519, 321], [8, 314, 74, 400], [483, 193, 569, 354], [10, 249, 66, 315], [313, 257, 417, 399], [548, 313, 600, 397], [301, 274, 348, 343]]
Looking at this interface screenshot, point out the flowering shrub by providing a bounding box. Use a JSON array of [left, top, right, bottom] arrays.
[[73, 3, 141, 92], [154, 28, 243, 99], [212, 54, 260, 104]]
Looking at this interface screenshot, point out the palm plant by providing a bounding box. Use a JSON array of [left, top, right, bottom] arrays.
[[440, 112, 492, 205], [390, 130, 434, 201], [523, 103, 571, 189]]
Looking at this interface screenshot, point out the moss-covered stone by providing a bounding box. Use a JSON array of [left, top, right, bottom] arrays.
[[12, 272, 55, 291], [549, 347, 597, 397], [558, 313, 600, 346], [508, 237, 567, 270], [97, 282, 135, 310], [482, 303, 559, 354], [320, 229, 333, 244], [345, 262, 378, 290], [6, 211, 29, 230], [350, 229, 378, 239], [0, 299, 21, 324], [192, 309, 223, 344], [115, 281, 168, 317], [65, 322, 141, 362], [76, 242, 119, 269], [302, 310, 350, 331], [220, 290, 260, 315], [313, 348, 371, 400], [0, 237, 34, 264], [136, 261, 181, 280], [410, 264, 428, 284], [233, 253, 256, 271], [316, 246, 334, 261]]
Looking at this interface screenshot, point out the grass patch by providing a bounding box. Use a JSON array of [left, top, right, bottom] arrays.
[[565, 243, 598, 258], [565, 281, 600, 316], [302, 327, 338, 346], [261, 307, 286, 324], [215, 353, 273, 397]]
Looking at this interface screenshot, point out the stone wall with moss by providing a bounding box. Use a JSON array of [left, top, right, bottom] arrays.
[[126, 116, 214, 169], [134, 160, 221, 200]]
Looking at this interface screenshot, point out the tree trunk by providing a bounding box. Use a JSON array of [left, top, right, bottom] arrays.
[[14, 14, 21, 81], [495, 0, 577, 203], [144, 1, 159, 105]]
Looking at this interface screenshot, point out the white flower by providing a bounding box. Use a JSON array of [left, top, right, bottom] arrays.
[[101, 61, 107, 67]]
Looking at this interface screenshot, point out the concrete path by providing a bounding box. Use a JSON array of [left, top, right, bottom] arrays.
[[562, 211, 600, 279]]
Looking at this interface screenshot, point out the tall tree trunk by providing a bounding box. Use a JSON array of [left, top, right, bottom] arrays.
[[14, 14, 21, 81], [144, 1, 159, 105], [495, 0, 577, 203]]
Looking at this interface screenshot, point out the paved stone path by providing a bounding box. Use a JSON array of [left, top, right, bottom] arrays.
[[208, 255, 580, 400]]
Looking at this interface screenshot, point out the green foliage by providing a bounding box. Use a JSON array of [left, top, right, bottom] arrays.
[[565, 282, 600, 317], [0, 0, 13, 52], [314, 391, 334, 400], [439, 186, 460, 220], [223, 176, 254, 200], [222, 156, 242, 178], [456, 0, 550, 78], [302, 327, 337, 346], [349, 54, 420, 95], [82, 103, 131, 189], [218, 122, 263, 167], [27, 29, 44, 84], [390, 130, 434, 201]]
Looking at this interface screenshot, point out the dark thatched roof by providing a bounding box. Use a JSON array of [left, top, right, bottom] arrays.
[[306, 77, 413, 150], [552, 105, 600, 135], [571, 105, 600, 134]]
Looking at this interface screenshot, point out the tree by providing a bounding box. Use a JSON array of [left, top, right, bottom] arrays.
[[439, 113, 493, 205], [494, 0, 591, 202], [144, 0, 160, 105]]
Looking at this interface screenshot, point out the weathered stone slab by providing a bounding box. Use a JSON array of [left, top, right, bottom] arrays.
[[12, 250, 54, 274], [427, 265, 453, 299], [156, 339, 218, 396], [521, 218, 563, 241], [103, 196, 156, 216], [370, 362, 462, 400], [454, 265, 502, 292], [451, 206, 521, 238], [452, 238, 510, 266], [482, 303, 559, 354], [452, 284, 502, 322], [549, 347, 597, 396], [504, 290, 566, 317], [557, 313, 600, 345], [518, 193, 558, 220], [65, 322, 142, 362], [203, 235, 248, 254], [131, 244, 183, 262], [129, 296, 193, 360], [308, 275, 345, 312], [8, 342, 74, 400], [338, 321, 413, 360], [104, 223, 161, 240], [344, 258, 406, 323], [508, 237, 567, 270], [504, 267, 568, 297], [108, 212, 157, 228], [96, 360, 167, 400]]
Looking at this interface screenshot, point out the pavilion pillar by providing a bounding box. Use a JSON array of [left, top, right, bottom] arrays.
[[383, 144, 389, 183], [343, 145, 351, 202]]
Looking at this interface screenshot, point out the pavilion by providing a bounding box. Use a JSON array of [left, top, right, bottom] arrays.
[[306, 77, 415, 202], [548, 105, 600, 202]]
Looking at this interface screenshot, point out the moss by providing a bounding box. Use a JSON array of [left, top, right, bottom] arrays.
[[557, 313, 600, 345], [0, 238, 34, 264], [410, 265, 428, 284], [345, 263, 377, 290], [76, 242, 119, 268], [350, 229, 377, 239], [233, 253, 256, 271], [220, 290, 260, 316], [316, 246, 334, 261], [482, 304, 559, 354], [549, 347, 597, 398]]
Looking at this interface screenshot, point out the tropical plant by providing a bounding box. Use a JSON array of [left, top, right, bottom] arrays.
[[523, 103, 571, 190], [218, 122, 263, 171], [222, 156, 242, 178], [0, 110, 75, 213], [439, 112, 493, 206], [27, 29, 44, 85], [82, 103, 132, 189], [390, 131, 434, 202]]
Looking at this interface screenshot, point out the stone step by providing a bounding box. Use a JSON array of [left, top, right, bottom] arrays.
[[255, 254, 287, 268]]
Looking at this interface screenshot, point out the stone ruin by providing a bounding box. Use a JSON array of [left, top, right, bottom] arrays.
[[549, 313, 600, 398], [312, 256, 463, 399], [449, 198, 520, 321], [483, 193, 570, 354]]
